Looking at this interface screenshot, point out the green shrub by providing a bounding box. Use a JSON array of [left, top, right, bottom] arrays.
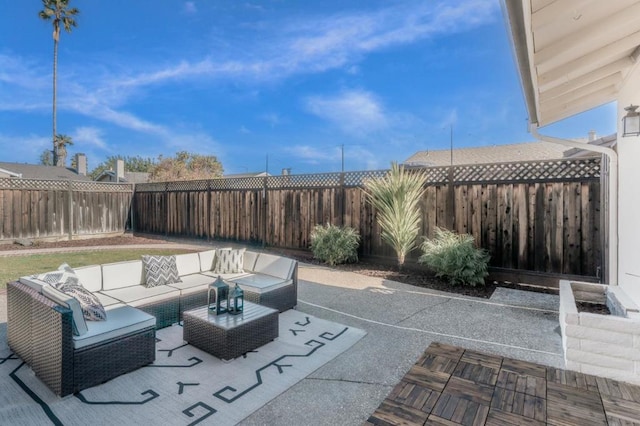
[[310, 223, 360, 266], [418, 227, 490, 286]]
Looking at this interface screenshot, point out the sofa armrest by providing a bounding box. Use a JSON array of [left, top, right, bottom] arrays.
[[7, 281, 75, 396]]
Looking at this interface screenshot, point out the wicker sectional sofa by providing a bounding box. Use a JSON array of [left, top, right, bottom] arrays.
[[7, 248, 298, 397]]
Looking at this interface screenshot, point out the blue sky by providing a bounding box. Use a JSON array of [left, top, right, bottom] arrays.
[[1, 0, 617, 175]]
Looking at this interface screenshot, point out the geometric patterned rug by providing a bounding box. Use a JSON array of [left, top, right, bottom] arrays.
[[0, 310, 365, 425]]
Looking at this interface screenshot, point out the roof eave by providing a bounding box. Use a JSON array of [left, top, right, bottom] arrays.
[[502, 0, 539, 128]]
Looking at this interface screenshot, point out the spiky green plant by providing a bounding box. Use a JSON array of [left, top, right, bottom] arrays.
[[419, 227, 490, 286], [363, 162, 427, 269], [310, 223, 360, 266]]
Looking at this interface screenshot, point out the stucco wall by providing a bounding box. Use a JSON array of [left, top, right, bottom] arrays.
[[617, 64, 640, 304]]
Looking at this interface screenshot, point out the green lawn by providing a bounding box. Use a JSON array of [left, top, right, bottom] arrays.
[[0, 248, 198, 290]]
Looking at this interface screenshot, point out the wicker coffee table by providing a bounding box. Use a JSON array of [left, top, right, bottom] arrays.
[[182, 301, 279, 360]]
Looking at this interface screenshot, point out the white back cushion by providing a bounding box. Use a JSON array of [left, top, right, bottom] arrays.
[[101, 260, 144, 290], [19, 276, 47, 293], [243, 251, 259, 271], [253, 254, 295, 280], [198, 250, 216, 272], [175, 253, 201, 276], [74, 265, 103, 292]]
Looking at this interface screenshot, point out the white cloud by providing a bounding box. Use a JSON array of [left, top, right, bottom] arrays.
[[0, 133, 51, 162], [260, 113, 282, 127], [183, 2, 197, 15], [305, 90, 388, 137], [72, 127, 108, 150], [289, 145, 342, 165]]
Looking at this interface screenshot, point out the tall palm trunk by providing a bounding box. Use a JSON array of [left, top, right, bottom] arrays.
[[52, 27, 59, 165]]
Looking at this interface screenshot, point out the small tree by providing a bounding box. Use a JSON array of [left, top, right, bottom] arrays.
[[149, 151, 223, 182], [39, 150, 54, 166], [363, 162, 427, 269]]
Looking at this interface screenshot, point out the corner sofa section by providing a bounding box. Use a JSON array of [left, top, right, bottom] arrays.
[[6, 248, 298, 397]]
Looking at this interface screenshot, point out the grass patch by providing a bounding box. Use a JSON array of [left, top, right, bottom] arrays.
[[0, 248, 198, 290]]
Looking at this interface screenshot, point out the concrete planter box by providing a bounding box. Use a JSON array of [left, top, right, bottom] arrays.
[[559, 280, 640, 385]]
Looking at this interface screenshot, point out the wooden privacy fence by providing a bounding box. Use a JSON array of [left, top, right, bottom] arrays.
[[0, 178, 134, 242], [133, 157, 603, 277]]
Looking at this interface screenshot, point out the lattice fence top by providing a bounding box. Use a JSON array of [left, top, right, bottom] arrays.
[[0, 178, 134, 192], [134, 158, 601, 192], [453, 158, 601, 183]]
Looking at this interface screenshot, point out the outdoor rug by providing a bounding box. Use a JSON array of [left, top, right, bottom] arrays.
[[0, 310, 365, 425]]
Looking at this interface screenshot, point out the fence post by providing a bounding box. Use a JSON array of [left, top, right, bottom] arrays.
[[165, 182, 169, 237], [262, 176, 268, 247], [207, 180, 211, 242], [446, 166, 455, 230], [130, 184, 136, 233], [67, 180, 73, 241], [340, 172, 345, 226]]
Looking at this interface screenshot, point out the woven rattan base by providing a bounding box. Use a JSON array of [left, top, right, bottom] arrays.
[[183, 302, 278, 360]]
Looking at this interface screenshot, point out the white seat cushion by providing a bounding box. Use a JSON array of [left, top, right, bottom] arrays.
[[233, 275, 293, 293], [73, 305, 155, 350], [100, 285, 181, 308], [201, 271, 252, 281], [167, 273, 215, 296], [93, 292, 123, 307]]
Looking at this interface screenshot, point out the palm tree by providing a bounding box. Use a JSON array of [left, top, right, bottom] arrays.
[[54, 134, 73, 167], [38, 0, 79, 167], [363, 162, 428, 269]]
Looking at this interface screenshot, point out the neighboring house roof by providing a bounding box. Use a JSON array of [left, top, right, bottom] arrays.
[[0, 162, 92, 181], [95, 170, 150, 183], [223, 172, 270, 178], [403, 141, 572, 167], [563, 134, 617, 158]]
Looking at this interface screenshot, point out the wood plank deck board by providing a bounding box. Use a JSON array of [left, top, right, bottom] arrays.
[[365, 342, 640, 425]]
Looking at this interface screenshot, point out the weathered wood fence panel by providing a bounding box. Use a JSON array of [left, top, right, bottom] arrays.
[[133, 158, 603, 277], [0, 179, 133, 242]]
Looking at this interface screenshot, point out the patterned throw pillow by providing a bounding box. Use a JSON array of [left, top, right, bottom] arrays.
[[53, 281, 107, 321], [34, 263, 80, 286], [142, 255, 181, 287], [214, 248, 245, 274], [36, 263, 107, 322]]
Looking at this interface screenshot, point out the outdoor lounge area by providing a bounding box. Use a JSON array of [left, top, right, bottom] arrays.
[[3, 240, 640, 424]]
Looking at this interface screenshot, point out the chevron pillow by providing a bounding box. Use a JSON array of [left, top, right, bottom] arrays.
[[36, 263, 107, 322], [142, 255, 181, 287], [214, 248, 245, 274], [53, 281, 107, 321]]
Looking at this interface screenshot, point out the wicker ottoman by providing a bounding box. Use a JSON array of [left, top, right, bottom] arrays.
[[182, 302, 278, 360]]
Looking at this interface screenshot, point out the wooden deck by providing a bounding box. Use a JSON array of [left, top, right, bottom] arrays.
[[365, 342, 640, 425]]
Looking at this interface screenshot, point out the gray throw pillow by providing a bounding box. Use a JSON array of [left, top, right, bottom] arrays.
[[142, 255, 181, 287]]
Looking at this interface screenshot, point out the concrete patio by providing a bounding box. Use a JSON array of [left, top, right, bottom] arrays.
[[0, 243, 577, 425]]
